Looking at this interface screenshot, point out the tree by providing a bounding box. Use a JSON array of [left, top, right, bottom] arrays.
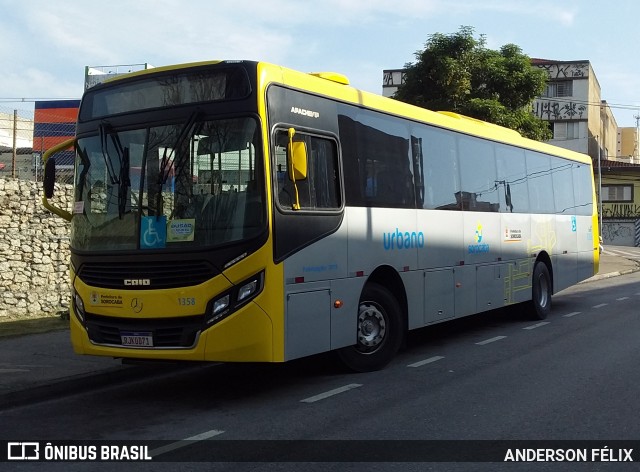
[[394, 26, 551, 141]]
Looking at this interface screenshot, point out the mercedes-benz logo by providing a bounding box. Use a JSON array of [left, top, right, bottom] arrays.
[[130, 298, 143, 313]]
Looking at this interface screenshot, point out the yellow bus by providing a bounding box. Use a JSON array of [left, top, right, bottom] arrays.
[[43, 60, 599, 372]]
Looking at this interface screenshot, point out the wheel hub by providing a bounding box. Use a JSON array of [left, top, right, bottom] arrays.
[[357, 303, 386, 349]]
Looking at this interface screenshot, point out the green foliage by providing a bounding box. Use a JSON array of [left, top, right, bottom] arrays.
[[394, 26, 551, 141]]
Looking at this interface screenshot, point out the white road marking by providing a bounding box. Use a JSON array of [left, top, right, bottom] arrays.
[[523, 322, 550, 330], [300, 384, 362, 403], [150, 429, 225, 457], [617, 297, 630, 301], [593, 303, 608, 309], [475, 336, 507, 345], [407, 356, 445, 368], [563, 312, 581, 318]]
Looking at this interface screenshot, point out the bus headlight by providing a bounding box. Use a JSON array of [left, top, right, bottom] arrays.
[[72, 288, 86, 323], [205, 271, 264, 326], [212, 294, 230, 316], [237, 278, 258, 302]]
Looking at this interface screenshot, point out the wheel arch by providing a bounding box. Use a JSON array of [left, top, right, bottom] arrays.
[[366, 265, 408, 340], [535, 251, 554, 294]]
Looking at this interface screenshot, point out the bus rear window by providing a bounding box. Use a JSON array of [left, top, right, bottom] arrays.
[[80, 67, 251, 121]]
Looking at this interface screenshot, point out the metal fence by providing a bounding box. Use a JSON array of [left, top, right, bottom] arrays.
[[0, 105, 76, 184]]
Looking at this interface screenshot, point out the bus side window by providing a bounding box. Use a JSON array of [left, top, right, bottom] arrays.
[[526, 151, 555, 214], [274, 130, 341, 211], [496, 144, 529, 213], [458, 136, 499, 212], [416, 127, 461, 211]]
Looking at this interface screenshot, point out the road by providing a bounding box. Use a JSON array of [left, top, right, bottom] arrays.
[[2, 271, 640, 471]]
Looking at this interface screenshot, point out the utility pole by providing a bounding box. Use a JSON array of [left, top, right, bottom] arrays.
[[635, 113, 640, 163], [11, 109, 17, 178], [597, 135, 602, 236]]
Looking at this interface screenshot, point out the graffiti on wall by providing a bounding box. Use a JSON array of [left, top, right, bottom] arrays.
[[536, 62, 589, 79], [531, 62, 589, 121], [602, 222, 633, 242], [603, 204, 640, 218], [532, 100, 587, 121], [383, 70, 405, 87]]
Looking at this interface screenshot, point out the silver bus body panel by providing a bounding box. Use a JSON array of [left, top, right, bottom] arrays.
[[282, 209, 595, 361]]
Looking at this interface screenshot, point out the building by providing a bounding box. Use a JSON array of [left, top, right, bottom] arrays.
[[531, 59, 617, 164], [617, 127, 639, 164], [599, 159, 640, 246], [85, 63, 152, 90], [0, 111, 33, 149], [33, 100, 80, 154], [32, 100, 80, 178], [382, 69, 404, 98], [0, 111, 34, 179], [383, 60, 619, 165]]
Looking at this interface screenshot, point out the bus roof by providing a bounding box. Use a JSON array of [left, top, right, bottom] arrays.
[[98, 59, 591, 166], [265, 61, 591, 165]]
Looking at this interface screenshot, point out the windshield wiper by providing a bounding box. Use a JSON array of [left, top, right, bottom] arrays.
[[156, 110, 202, 214], [118, 147, 131, 219], [99, 122, 120, 185], [99, 122, 131, 219], [158, 109, 201, 186]]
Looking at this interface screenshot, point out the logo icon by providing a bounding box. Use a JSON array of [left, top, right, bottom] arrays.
[[475, 223, 483, 243], [130, 298, 143, 313], [8, 442, 39, 460], [468, 221, 490, 254]]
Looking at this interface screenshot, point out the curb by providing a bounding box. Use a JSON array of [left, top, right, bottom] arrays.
[[581, 262, 640, 284]]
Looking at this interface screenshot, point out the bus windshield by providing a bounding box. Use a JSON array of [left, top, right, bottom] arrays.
[[71, 116, 265, 251]]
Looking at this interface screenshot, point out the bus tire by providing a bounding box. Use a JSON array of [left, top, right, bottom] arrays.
[[337, 283, 403, 372], [529, 262, 552, 320]]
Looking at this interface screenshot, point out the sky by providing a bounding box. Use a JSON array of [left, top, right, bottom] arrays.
[[2, 0, 640, 127]]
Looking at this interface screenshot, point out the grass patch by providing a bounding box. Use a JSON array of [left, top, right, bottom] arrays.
[[0, 315, 69, 339]]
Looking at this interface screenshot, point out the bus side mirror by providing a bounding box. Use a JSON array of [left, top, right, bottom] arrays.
[[41, 137, 74, 221], [289, 141, 308, 181], [44, 157, 56, 199], [286, 127, 306, 210]]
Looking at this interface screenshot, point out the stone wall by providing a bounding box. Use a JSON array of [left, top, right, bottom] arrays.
[[0, 178, 73, 319]]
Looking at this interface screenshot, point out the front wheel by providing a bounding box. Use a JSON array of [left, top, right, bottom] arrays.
[[529, 262, 552, 320], [337, 283, 403, 372]]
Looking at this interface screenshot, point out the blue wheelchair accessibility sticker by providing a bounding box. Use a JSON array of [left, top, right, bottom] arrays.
[[141, 216, 167, 249], [571, 216, 577, 232]]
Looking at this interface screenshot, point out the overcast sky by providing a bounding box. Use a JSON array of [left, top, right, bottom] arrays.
[[2, 0, 640, 127]]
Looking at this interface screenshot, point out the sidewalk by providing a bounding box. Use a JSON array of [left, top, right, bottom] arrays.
[[0, 252, 638, 410], [588, 251, 640, 281], [0, 330, 195, 410]]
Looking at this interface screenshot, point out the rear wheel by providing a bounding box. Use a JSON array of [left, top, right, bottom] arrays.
[[529, 262, 552, 320], [337, 283, 403, 372]]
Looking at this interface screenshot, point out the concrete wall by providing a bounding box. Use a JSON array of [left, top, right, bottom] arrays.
[[601, 220, 638, 246], [0, 178, 72, 319]]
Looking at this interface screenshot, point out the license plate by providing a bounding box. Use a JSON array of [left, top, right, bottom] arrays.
[[120, 331, 153, 347]]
